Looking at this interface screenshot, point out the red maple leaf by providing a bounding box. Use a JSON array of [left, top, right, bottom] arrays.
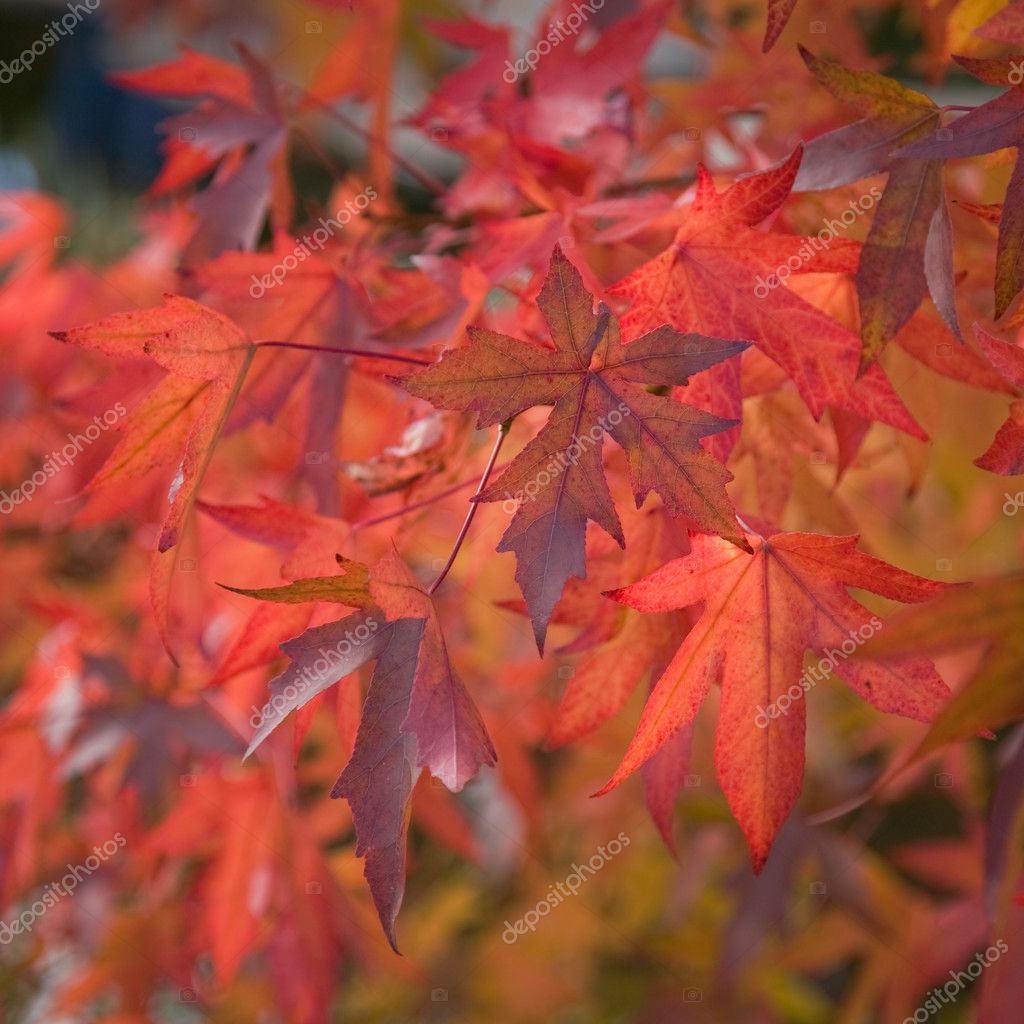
[[608, 147, 928, 441], [239, 551, 495, 950], [400, 245, 751, 649], [598, 523, 951, 869]]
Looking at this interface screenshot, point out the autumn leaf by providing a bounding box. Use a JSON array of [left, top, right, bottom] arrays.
[[763, 0, 799, 52], [971, 323, 1024, 473], [608, 147, 928, 443], [14, 7, 1024, 1017], [948, 0, 1014, 49], [67, 693, 243, 803], [545, 506, 686, 749], [52, 295, 255, 555], [597, 524, 951, 869], [896, 55, 1024, 321], [222, 570, 370, 607], [858, 576, 1024, 759], [115, 45, 292, 263], [201, 496, 357, 685], [239, 552, 495, 948], [400, 245, 751, 650], [976, 0, 1024, 41], [797, 47, 956, 366]]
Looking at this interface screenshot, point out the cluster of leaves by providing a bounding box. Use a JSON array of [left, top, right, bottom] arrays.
[[3, 0, 1024, 1021]]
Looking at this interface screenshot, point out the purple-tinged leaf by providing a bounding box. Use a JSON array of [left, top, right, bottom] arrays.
[[332, 618, 425, 952], [924, 190, 964, 341], [897, 90, 1024, 160], [794, 118, 917, 191]]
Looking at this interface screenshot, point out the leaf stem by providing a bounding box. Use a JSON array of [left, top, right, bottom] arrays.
[[427, 424, 509, 596], [352, 463, 510, 532], [253, 340, 431, 366], [294, 125, 350, 182], [291, 86, 447, 197]]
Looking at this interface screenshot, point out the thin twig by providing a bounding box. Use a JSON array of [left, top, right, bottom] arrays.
[[294, 125, 349, 182], [291, 85, 447, 197], [427, 425, 509, 596], [254, 340, 430, 366], [352, 464, 510, 532]]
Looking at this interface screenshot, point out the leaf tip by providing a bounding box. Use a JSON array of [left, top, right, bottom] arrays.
[[797, 43, 816, 67], [855, 351, 877, 379], [731, 531, 755, 555]]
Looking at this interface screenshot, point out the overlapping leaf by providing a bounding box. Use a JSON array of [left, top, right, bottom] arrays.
[[52, 295, 255, 554], [972, 323, 1024, 473], [115, 46, 292, 263], [859, 575, 1024, 758], [796, 47, 958, 365], [609, 148, 927, 439], [896, 55, 1024, 321], [763, 0, 800, 52], [239, 552, 495, 949], [401, 245, 751, 650], [597, 524, 951, 868]]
